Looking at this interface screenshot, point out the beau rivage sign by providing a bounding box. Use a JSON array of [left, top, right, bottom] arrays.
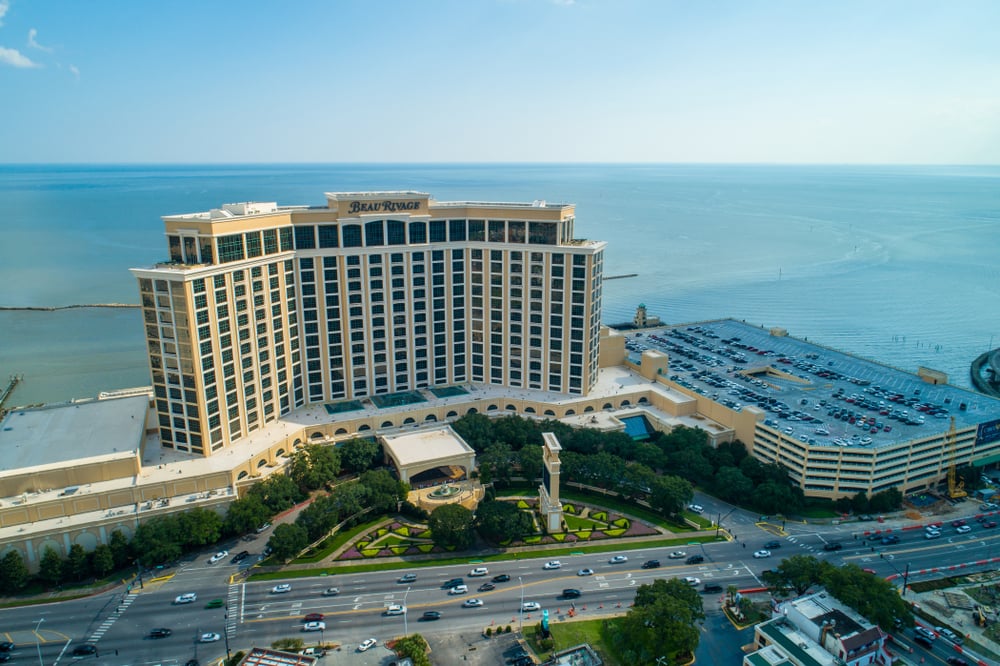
[[347, 199, 423, 214]]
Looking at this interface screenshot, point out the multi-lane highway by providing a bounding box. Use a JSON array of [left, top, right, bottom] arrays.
[[4, 497, 1000, 664]]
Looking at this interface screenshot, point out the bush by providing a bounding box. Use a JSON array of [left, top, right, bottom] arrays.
[[485, 627, 493, 637], [272, 638, 304, 651]]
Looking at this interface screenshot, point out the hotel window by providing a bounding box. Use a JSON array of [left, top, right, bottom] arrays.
[[279, 227, 294, 251], [294, 225, 316, 249], [489, 221, 505, 243], [342, 224, 362, 247], [217, 234, 245, 263], [263, 229, 278, 254], [200, 240, 214, 264], [449, 219, 466, 241], [509, 221, 525, 243], [318, 225, 339, 248], [409, 221, 426, 244], [528, 222, 557, 245], [245, 231, 262, 258], [365, 220, 384, 246], [469, 220, 485, 241], [168, 236, 182, 262], [429, 220, 446, 242], [387, 220, 406, 245]]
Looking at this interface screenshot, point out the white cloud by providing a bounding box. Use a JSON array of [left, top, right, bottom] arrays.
[[0, 0, 9, 27], [28, 28, 52, 52], [69, 63, 79, 79], [0, 45, 40, 68]]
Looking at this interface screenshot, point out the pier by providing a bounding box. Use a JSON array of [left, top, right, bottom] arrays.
[[0, 374, 23, 413]]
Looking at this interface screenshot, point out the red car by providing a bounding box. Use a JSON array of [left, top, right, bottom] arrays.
[[303, 613, 324, 622], [984, 521, 998, 529], [952, 519, 967, 527]]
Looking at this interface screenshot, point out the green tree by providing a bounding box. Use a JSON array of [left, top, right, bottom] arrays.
[[450, 412, 495, 452], [393, 633, 432, 666], [288, 444, 341, 492], [108, 529, 132, 568], [609, 578, 704, 663], [338, 437, 381, 474], [38, 547, 64, 587], [0, 549, 30, 590], [478, 442, 514, 486], [178, 507, 223, 548], [752, 480, 804, 514], [359, 469, 408, 513], [474, 500, 534, 544], [648, 475, 693, 517], [67, 543, 90, 581], [822, 564, 913, 631], [296, 494, 341, 541], [712, 466, 754, 504], [428, 504, 475, 550], [90, 544, 115, 578], [248, 474, 304, 513], [516, 445, 543, 483], [869, 487, 903, 513], [850, 491, 870, 514], [762, 554, 828, 596], [223, 494, 272, 536], [267, 523, 309, 561], [132, 515, 183, 566]]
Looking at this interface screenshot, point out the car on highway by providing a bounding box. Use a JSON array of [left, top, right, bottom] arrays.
[[913, 634, 933, 649], [303, 621, 326, 632], [0, 643, 11, 653], [442, 577, 464, 589], [881, 534, 900, 545], [174, 593, 197, 604], [763, 540, 782, 549], [205, 598, 224, 609], [358, 638, 377, 652], [668, 551, 686, 559], [984, 521, 999, 529], [686, 555, 704, 564], [683, 577, 700, 586], [149, 628, 172, 639], [420, 611, 442, 621], [914, 626, 937, 642], [561, 589, 582, 599], [478, 583, 496, 592], [522, 601, 541, 611], [608, 555, 628, 564], [492, 574, 511, 583], [946, 657, 969, 666], [271, 584, 292, 594], [641, 560, 661, 569], [304, 613, 324, 622], [956, 525, 972, 534], [199, 633, 221, 643], [72, 645, 98, 656], [322, 587, 339, 596], [753, 550, 771, 559], [384, 604, 407, 616], [702, 583, 723, 594], [952, 519, 967, 527], [449, 584, 469, 595], [231, 551, 250, 564], [925, 531, 941, 540], [469, 566, 489, 577], [935, 626, 963, 644], [822, 542, 843, 551], [543, 560, 562, 569], [463, 598, 485, 608], [577, 568, 594, 576], [398, 573, 417, 583], [208, 550, 228, 564]]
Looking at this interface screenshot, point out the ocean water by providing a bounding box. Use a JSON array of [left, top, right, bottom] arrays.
[[1, 164, 998, 406]]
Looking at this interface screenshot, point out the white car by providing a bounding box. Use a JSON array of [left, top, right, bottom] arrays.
[[753, 550, 772, 559], [914, 626, 937, 641], [934, 626, 962, 644], [543, 561, 562, 570], [199, 632, 221, 643], [668, 551, 686, 559], [358, 638, 377, 652], [956, 525, 972, 534], [322, 587, 340, 596], [208, 550, 228, 564], [683, 577, 700, 586], [469, 567, 489, 577], [173, 593, 197, 604], [449, 584, 469, 595], [271, 584, 292, 594], [577, 568, 594, 576], [384, 604, 407, 616], [462, 598, 484, 608], [303, 621, 326, 632], [609, 555, 628, 564], [688, 504, 704, 513], [522, 601, 541, 612]]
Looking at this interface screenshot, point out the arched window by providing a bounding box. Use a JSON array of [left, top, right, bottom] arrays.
[[565, 409, 576, 416], [335, 427, 348, 435], [425, 414, 437, 421], [446, 410, 458, 418], [381, 420, 394, 428], [365, 220, 384, 246], [525, 407, 536, 414], [506, 404, 517, 411], [256, 459, 268, 468], [237, 471, 249, 480], [358, 424, 372, 431], [487, 404, 498, 411], [544, 409, 555, 416], [404, 417, 416, 424]]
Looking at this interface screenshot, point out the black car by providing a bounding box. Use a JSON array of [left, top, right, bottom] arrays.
[[478, 583, 496, 592], [946, 657, 969, 666], [702, 583, 724, 594], [149, 628, 173, 639], [0, 642, 12, 653], [0, 655, 11, 663], [763, 541, 781, 549], [561, 588, 582, 599], [72, 644, 98, 656], [185, 661, 200, 666], [881, 534, 900, 545], [686, 555, 704, 564], [442, 578, 464, 589], [492, 574, 511, 583], [913, 634, 933, 649], [641, 559, 661, 569], [823, 542, 843, 551], [420, 611, 442, 621], [231, 550, 250, 564]]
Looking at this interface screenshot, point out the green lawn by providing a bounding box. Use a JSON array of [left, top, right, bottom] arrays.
[[292, 515, 387, 564], [563, 514, 603, 530], [524, 618, 622, 666]]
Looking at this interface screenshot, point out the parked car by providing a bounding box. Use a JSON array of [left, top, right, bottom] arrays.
[[256, 522, 272, 533], [231, 551, 250, 564], [914, 626, 937, 641], [358, 638, 377, 652], [935, 626, 963, 644], [688, 504, 704, 513]]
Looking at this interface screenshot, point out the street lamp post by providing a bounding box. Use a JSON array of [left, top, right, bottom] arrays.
[[518, 577, 524, 634], [223, 614, 232, 663], [34, 618, 45, 666], [403, 586, 411, 638]]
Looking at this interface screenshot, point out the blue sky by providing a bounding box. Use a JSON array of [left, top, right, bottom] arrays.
[[2, 0, 998, 163]]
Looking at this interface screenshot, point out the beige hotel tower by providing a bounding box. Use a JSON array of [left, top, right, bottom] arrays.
[[132, 192, 606, 456]]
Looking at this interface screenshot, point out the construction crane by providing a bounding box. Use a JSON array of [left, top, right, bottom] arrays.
[[947, 416, 967, 499]]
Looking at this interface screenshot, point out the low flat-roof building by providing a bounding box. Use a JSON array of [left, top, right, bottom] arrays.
[[380, 426, 475, 484]]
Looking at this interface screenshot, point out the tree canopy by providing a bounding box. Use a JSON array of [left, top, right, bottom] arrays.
[[474, 500, 534, 544], [428, 504, 475, 550], [607, 578, 705, 663]]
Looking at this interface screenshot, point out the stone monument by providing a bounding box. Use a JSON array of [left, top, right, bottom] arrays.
[[538, 432, 564, 532]]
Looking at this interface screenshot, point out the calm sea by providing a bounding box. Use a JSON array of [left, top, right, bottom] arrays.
[[1, 164, 998, 406]]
